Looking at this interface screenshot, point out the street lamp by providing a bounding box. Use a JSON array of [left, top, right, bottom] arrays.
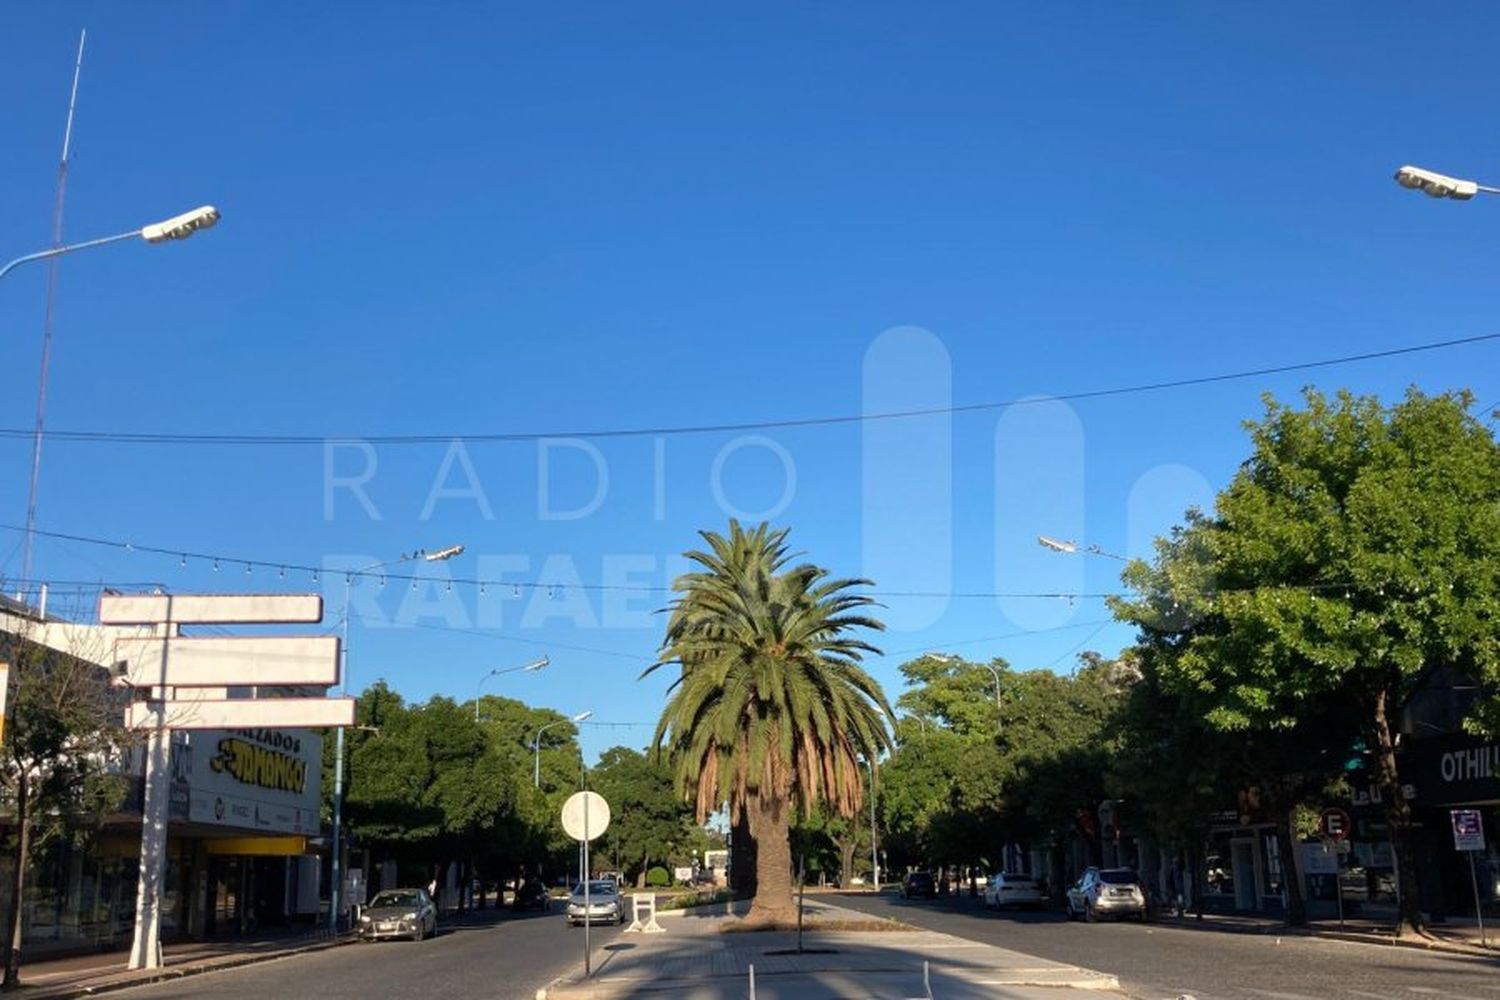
[[533, 711, 591, 787], [977, 663, 1003, 716], [7, 205, 221, 594], [330, 543, 463, 933], [1393, 165, 1498, 200], [1037, 535, 1127, 561], [0, 206, 220, 281], [474, 657, 549, 721]]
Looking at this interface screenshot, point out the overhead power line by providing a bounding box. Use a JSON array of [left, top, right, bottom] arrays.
[[0, 332, 1494, 447]]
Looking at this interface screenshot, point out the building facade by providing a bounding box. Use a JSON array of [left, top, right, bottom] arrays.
[[2, 725, 325, 956]]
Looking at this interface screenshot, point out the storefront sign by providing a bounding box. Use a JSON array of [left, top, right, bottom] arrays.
[[1302, 842, 1341, 875], [1452, 809, 1485, 852], [1402, 736, 1500, 807], [186, 727, 322, 835]]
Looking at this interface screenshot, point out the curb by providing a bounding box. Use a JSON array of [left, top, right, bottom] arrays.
[[1156, 916, 1495, 958], [23, 934, 355, 999], [1309, 928, 1496, 957]]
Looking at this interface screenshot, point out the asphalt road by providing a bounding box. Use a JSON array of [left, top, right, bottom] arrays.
[[833, 891, 1500, 1000], [112, 906, 622, 1000]]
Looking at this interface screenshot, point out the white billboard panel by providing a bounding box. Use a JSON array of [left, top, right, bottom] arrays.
[[127, 696, 355, 730], [113, 636, 339, 688], [100, 593, 323, 625]]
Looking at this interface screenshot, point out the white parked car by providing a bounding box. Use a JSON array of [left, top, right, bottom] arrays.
[[983, 872, 1045, 910]]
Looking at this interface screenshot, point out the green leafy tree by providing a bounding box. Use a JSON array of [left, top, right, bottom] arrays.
[[882, 653, 1128, 888], [649, 521, 893, 925], [341, 684, 543, 904], [591, 746, 697, 886], [0, 628, 131, 989], [1113, 389, 1500, 935]]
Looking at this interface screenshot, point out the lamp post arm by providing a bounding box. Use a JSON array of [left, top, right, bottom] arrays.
[[0, 230, 139, 283]]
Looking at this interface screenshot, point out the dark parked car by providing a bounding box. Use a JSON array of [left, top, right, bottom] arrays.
[[513, 879, 550, 912], [358, 888, 437, 941], [899, 871, 937, 899]]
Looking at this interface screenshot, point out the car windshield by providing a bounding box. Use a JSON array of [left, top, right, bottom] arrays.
[[573, 881, 616, 895], [1001, 874, 1036, 884], [370, 891, 419, 907], [908, 872, 934, 883], [1098, 869, 1139, 885]]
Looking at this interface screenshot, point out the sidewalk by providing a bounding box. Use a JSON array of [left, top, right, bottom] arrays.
[[541, 899, 1121, 999], [1153, 907, 1499, 956], [7, 926, 350, 1000]]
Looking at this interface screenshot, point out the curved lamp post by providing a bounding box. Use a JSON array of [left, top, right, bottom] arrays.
[[533, 711, 592, 786], [474, 657, 549, 721], [6, 206, 221, 593]]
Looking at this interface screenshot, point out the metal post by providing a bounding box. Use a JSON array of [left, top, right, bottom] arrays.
[[870, 760, 880, 891], [329, 579, 353, 934], [1334, 845, 1345, 930], [583, 792, 591, 977], [534, 739, 542, 787], [1469, 852, 1487, 947], [748, 963, 756, 1000]]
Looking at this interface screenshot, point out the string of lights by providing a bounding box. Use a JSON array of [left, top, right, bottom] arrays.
[[0, 332, 1493, 447], [0, 523, 1130, 601], [2, 523, 1384, 609]]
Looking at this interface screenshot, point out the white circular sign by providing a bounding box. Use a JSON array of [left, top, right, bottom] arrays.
[[561, 791, 611, 842]]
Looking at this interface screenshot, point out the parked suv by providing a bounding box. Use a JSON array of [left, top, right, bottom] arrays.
[[1066, 867, 1146, 922], [899, 871, 937, 899]]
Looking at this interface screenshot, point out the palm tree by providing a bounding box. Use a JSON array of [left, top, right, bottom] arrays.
[[647, 521, 893, 925]]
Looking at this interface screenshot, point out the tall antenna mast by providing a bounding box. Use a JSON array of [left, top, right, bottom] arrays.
[[20, 28, 86, 600]]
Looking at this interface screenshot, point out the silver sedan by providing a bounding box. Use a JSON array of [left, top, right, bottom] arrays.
[[565, 880, 626, 927]]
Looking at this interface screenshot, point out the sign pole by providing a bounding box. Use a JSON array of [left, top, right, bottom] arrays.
[[583, 792, 591, 977], [1469, 852, 1486, 947], [1335, 844, 1345, 930], [128, 721, 170, 969], [127, 615, 176, 972], [560, 790, 611, 981]]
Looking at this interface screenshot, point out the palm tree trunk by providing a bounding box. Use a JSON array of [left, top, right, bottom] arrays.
[[730, 812, 756, 898], [743, 791, 795, 926], [838, 837, 857, 890]]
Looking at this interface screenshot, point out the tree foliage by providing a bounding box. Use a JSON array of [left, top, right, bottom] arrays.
[[0, 627, 132, 987], [1112, 388, 1500, 932], [590, 746, 698, 885]]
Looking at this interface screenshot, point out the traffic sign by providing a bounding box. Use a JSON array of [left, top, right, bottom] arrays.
[[112, 635, 339, 688], [126, 696, 355, 731], [1319, 807, 1352, 841], [561, 791, 611, 842], [1452, 809, 1485, 852], [100, 593, 323, 625]]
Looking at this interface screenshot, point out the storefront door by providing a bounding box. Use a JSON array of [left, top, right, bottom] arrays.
[[1232, 839, 1258, 911]]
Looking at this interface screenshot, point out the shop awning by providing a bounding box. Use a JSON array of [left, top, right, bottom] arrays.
[[204, 836, 310, 856]]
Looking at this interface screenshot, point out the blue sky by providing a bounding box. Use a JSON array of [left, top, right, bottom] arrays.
[[3, 4, 1498, 762]]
